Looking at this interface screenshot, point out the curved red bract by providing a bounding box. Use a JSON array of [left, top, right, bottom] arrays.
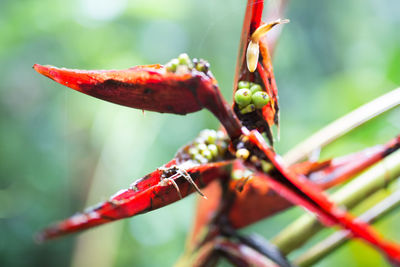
[[37, 159, 233, 241], [190, 136, 400, 241], [34, 64, 205, 115], [245, 129, 400, 262], [233, 0, 280, 132], [34, 64, 242, 139]]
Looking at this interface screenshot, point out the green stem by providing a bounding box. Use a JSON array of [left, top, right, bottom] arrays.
[[295, 189, 400, 267], [272, 149, 400, 254], [283, 88, 400, 166]]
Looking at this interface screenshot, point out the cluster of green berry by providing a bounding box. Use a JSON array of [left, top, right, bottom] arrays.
[[187, 129, 228, 164], [165, 53, 209, 74], [234, 81, 270, 114]]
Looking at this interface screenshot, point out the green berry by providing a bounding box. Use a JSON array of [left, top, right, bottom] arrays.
[[240, 104, 255, 114], [165, 63, 173, 71], [207, 144, 218, 157], [249, 84, 262, 94], [188, 147, 199, 159], [194, 137, 206, 145], [178, 53, 193, 68], [197, 143, 208, 152], [201, 149, 212, 160], [238, 81, 250, 89], [199, 129, 216, 144], [236, 148, 250, 160], [193, 58, 210, 73], [234, 89, 252, 107], [166, 58, 179, 72], [206, 130, 217, 144], [251, 91, 270, 109], [261, 160, 273, 173], [195, 63, 204, 72], [194, 154, 208, 164], [195, 61, 206, 72]]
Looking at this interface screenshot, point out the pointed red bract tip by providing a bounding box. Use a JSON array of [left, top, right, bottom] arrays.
[[33, 64, 96, 91], [33, 64, 55, 82], [33, 63, 242, 139], [33, 63, 204, 114], [37, 160, 233, 241]]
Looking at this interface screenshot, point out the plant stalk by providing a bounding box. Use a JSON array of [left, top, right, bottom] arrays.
[[283, 88, 400, 166], [294, 188, 400, 266], [272, 149, 400, 254]]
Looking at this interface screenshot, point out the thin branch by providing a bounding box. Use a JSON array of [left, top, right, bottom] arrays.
[[295, 189, 400, 267], [283, 88, 400, 166], [272, 148, 400, 254]]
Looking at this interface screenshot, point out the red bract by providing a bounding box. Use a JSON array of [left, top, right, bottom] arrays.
[[33, 63, 242, 139], [244, 129, 400, 261], [33, 64, 205, 115], [34, 0, 400, 265], [37, 160, 233, 241], [233, 0, 280, 141], [226, 134, 400, 228]]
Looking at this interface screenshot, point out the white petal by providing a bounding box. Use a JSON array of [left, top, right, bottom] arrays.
[[246, 41, 259, 73]]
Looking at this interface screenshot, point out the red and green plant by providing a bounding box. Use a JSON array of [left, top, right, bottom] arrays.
[[33, 0, 400, 266]]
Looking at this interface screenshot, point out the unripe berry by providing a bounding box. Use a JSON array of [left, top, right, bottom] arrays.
[[166, 58, 179, 72], [240, 104, 255, 114], [252, 91, 270, 109], [234, 89, 252, 107], [194, 154, 208, 164], [249, 84, 262, 94], [200, 129, 217, 144], [178, 53, 193, 68], [238, 81, 250, 89], [236, 148, 250, 160], [194, 137, 206, 145], [188, 147, 199, 159], [201, 149, 212, 160], [197, 143, 208, 152], [206, 131, 217, 144], [207, 144, 218, 157]]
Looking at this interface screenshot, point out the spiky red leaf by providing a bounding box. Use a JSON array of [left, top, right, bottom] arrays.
[[34, 64, 242, 139], [37, 160, 232, 241], [245, 129, 400, 262]]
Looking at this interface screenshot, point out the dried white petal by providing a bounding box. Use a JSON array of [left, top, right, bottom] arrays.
[[246, 40, 259, 73]]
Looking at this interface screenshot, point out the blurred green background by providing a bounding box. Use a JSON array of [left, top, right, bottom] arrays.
[[1, 0, 400, 266]]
